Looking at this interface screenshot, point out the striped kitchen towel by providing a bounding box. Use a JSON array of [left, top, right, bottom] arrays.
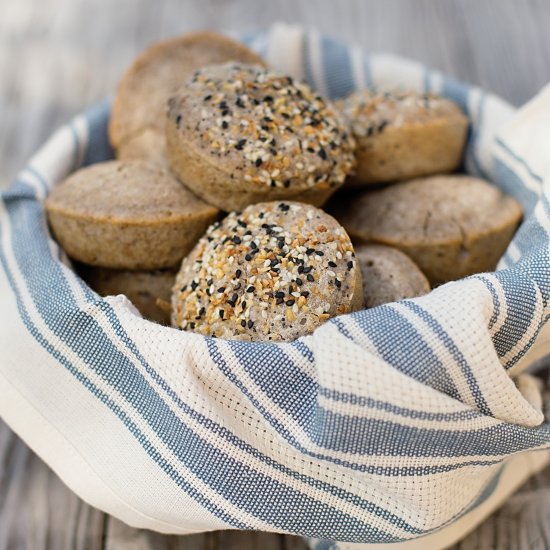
[[2, 23, 550, 550]]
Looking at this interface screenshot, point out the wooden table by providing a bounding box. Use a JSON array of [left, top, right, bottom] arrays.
[[2, 1, 550, 548]]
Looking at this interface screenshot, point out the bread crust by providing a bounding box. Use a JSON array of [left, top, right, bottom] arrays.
[[172, 201, 363, 341], [337, 90, 468, 186], [355, 244, 430, 307], [109, 31, 266, 156], [166, 63, 356, 211], [332, 175, 523, 284], [45, 160, 219, 270]]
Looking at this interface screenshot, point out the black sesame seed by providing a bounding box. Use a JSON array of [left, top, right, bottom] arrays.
[[303, 266, 313, 273], [306, 248, 315, 255], [217, 287, 226, 293], [207, 278, 213, 286], [232, 235, 242, 244], [219, 101, 228, 110], [275, 291, 285, 299], [378, 121, 388, 132], [296, 278, 303, 286], [306, 147, 315, 153], [247, 320, 254, 329], [241, 301, 247, 309], [241, 320, 247, 328], [283, 180, 291, 188], [318, 147, 327, 160], [301, 291, 310, 297], [235, 97, 246, 108], [286, 299, 295, 306], [250, 241, 258, 249], [245, 254, 252, 261], [297, 265, 304, 274], [347, 261, 354, 270], [255, 158, 263, 167], [235, 269, 242, 278], [246, 286, 255, 293], [199, 307, 206, 316], [315, 250, 324, 256], [263, 95, 274, 103], [278, 203, 290, 212], [180, 285, 187, 292], [328, 261, 337, 267], [190, 281, 198, 291], [235, 139, 247, 151], [221, 121, 229, 129], [367, 126, 374, 137], [237, 219, 247, 228], [335, 279, 342, 288], [203, 94, 212, 102], [307, 274, 315, 282], [176, 114, 182, 126]]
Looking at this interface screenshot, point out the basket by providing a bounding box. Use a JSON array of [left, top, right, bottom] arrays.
[[2, 23, 550, 550]]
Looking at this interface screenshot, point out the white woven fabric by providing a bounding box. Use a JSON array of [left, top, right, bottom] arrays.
[[2, 23, 550, 549]]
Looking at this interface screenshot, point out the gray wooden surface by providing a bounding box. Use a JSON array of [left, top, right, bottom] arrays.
[[2, 0, 550, 548]]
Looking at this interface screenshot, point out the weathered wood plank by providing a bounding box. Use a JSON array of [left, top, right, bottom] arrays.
[[0, 422, 105, 550]]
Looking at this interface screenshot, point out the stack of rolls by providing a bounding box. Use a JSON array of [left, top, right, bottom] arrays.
[[45, 31, 523, 342]]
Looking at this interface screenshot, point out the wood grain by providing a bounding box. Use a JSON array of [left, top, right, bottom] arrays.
[[1, 0, 550, 548]]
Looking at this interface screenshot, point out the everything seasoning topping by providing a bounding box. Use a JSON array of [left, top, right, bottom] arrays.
[[172, 201, 357, 341], [170, 63, 356, 190], [338, 89, 462, 138]]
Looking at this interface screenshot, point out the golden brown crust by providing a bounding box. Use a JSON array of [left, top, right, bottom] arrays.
[[332, 175, 523, 284], [45, 160, 220, 270], [166, 63, 356, 211], [337, 90, 468, 186], [116, 128, 167, 166], [171, 201, 362, 341], [109, 31, 266, 155]]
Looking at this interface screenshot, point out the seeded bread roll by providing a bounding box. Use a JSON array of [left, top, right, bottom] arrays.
[[172, 201, 363, 341], [77, 264, 175, 325], [355, 244, 430, 307], [45, 160, 219, 270], [166, 63, 356, 211], [333, 175, 522, 285], [337, 90, 468, 186], [109, 31, 265, 162]]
